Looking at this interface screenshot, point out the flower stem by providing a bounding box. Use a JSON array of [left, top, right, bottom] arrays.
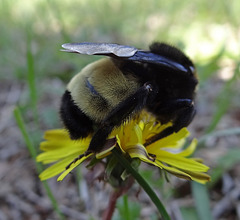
[[111, 148, 170, 220], [102, 177, 134, 220]]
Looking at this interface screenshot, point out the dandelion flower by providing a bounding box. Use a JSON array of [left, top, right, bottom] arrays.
[[37, 112, 210, 183]]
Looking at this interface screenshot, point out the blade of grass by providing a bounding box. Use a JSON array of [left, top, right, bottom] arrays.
[[115, 194, 141, 220], [191, 182, 213, 220], [123, 195, 130, 220], [26, 36, 39, 124], [14, 106, 38, 161], [206, 61, 240, 133], [13, 106, 65, 220], [111, 148, 170, 220]]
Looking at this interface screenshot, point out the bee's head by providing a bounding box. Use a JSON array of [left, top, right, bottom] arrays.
[[149, 42, 196, 77]]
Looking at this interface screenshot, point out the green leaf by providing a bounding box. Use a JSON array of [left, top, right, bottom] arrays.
[[114, 195, 141, 220], [26, 37, 39, 124], [191, 182, 213, 220], [106, 155, 119, 179], [180, 207, 199, 220]]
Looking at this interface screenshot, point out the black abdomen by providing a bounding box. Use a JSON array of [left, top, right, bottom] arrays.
[[60, 90, 94, 139]]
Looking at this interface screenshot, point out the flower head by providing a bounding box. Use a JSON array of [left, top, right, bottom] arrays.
[[37, 112, 210, 183]]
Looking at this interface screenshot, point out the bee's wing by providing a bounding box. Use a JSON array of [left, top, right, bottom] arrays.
[[61, 42, 188, 72], [61, 42, 138, 57]]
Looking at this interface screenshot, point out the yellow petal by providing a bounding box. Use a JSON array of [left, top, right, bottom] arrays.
[[40, 130, 91, 152], [176, 138, 198, 157], [126, 144, 157, 166], [156, 161, 192, 180], [154, 161, 210, 183], [146, 128, 189, 152], [126, 125, 143, 147], [95, 137, 118, 159], [116, 135, 126, 153], [180, 169, 211, 183], [39, 153, 80, 181], [109, 126, 122, 138], [96, 145, 115, 159], [127, 144, 149, 159], [143, 122, 172, 141], [37, 145, 86, 162], [43, 129, 69, 140], [57, 153, 93, 181], [154, 150, 209, 172]]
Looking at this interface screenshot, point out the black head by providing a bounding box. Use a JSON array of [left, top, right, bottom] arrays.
[[133, 44, 197, 125], [149, 42, 196, 77]]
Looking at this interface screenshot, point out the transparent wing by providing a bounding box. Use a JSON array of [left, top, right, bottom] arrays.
[[61, 42, 138, 57], [61, 42, 188, 72]]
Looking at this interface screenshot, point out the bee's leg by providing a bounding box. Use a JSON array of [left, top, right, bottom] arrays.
[[87, 83, 155, 153], [60, 90, 94, 139], [145, 99, 196, 146]]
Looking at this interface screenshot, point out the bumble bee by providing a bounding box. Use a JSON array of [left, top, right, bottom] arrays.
[[60, 42, 198, 155]]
